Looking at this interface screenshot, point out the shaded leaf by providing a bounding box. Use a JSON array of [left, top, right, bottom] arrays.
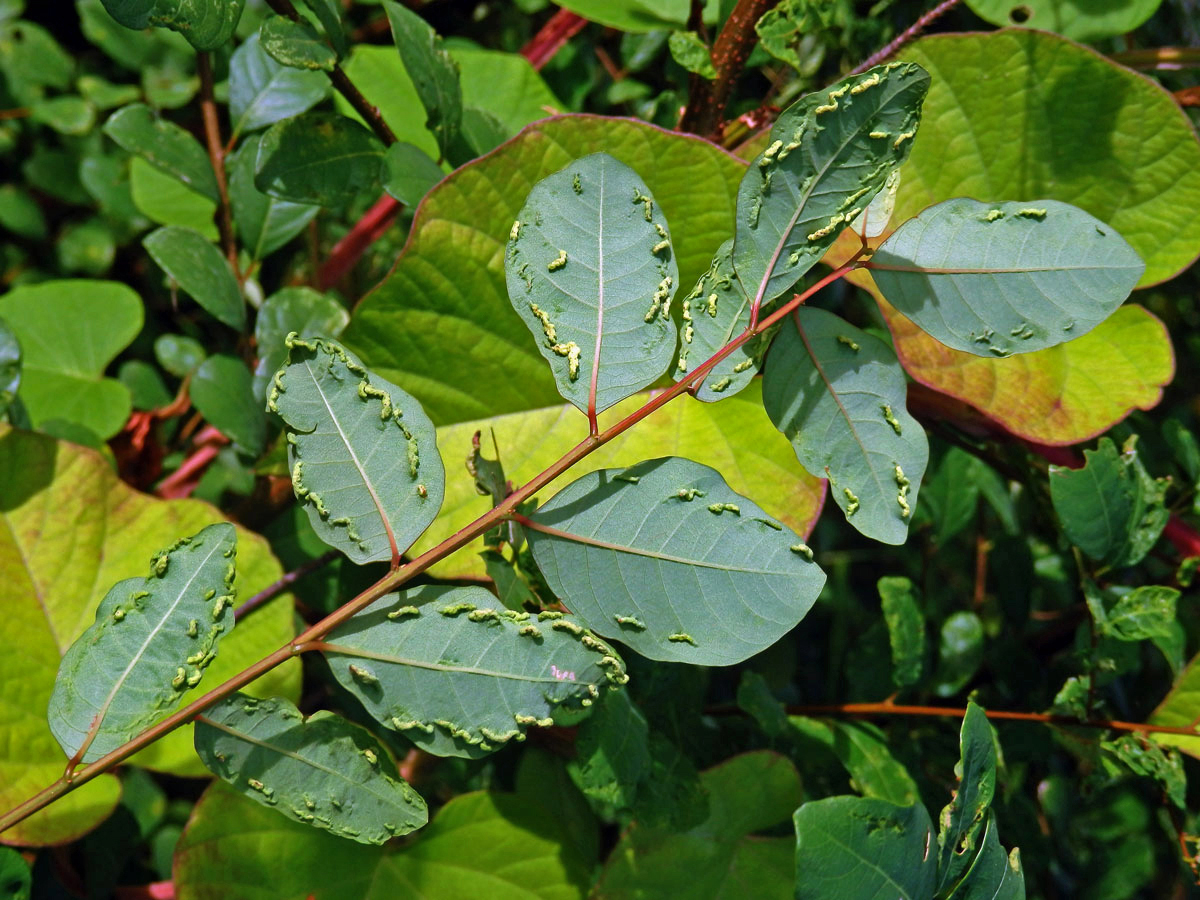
[[793, 795, 936, 900], [1100, 734, 1185, 810], [48, 524, 237, 764], [381, 142, 444, 206], [195, 693, 426, 844], [506, 152, 678, 415], [869, 198, 1144, 357], [268, 335, 444, 565], [933, 611, 984, 697], [229, 30, 328, 138], [789, 717, 919, 806], [299, 0, 346, 56], [324, 585, 627, 759], [762, 306, 928, 544], [255, 112, 384, 207], [259, 14, 336, 71], [878, 575, 924, 687], [948, 813, 1025, 900], [1049, 437, 1168, 568], [527, 457, 825, 665], [0, 280, 140, 439], [0, 846, 30, 900], [734, 63, 928, 309], [937, 701, 997, 894], [566, 689, 650, 820], [191, 355, 265, 456], [144, 226, 245, 330], [252, 286, 349, 403], [99, 0, 244, 50], [119, 360, 171, 410], [1086, 583, 1178, 642], [228, 133, 321, 261], [103, 103, 218, 202], [154, 333, 205, 377], [0, 316, 20, 419], [381, 1, 461, 160]]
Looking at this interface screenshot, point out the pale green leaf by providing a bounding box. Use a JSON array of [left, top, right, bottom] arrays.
[[30, 96, 95, 135], [228, 133, 321, 260], [793, 796, 937, 900], [453, 47, 560, 136], [668, 31, 716, 79], [1086, 583, 1178, 642], [195, 693, 427, 844], [527, 457, 825, 665], [48, 524, 236, 764], [506, 153, 678, 415], [762, 306, 928, 544], [229, 30, 328, 138], [129, 156, 217, 239], [381, 142, 443, 206], [255, 111, 384, 207], [934, 611, 985, 697], [878, 575, 924, 687], [381, 1, 461, 160], [0, 280, 141, 440], [104, 103, 218, 202], [268, 335, 444, 564], [191, 355, 265, 456], [966, 0, 1161, 41], [100, 0, 244, 50], [733, 63, 928, 309], [143, 226, 246, 330], [252, 286, 349, 403], [154, 333, 205, 377], [323, 585, 627, 759], [259, 14, 336, 71], [869, 198, 1144, 357]]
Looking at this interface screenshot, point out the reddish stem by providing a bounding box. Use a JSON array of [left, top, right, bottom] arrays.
[[155, 426, 228, 499], [850, 0, 963, 75], [317, 194, 402, 291], [520, 9, 588, 71]]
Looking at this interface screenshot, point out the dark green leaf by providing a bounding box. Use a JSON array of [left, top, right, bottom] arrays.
[[762, 306, 928, 544], [104, 104, 219, 202], [793, 796, 937, 900], [527, 457, 825, 665], [229, 31, 329, 138], [118, 360, 171, 410], [191, 355, 265, 456], [255, 112, 384, 207], [937, 701, 997, 894], [229, 133, 321, 260], [878, 576, 924, 688], [0, 846, 30, 900], [298, 0, 346, 57], [323, 585, 628, 758], [143, 226, 245, 330], [933, 611, 984, 697], [567, 689, 650, 820], [381, 1, 461, 160], [1100, 734, 1185, 810], [154, 333, 206, 377], [0, 21, 72, 103], [1049, 437, 1168, 568], [733, 63, 928, 309], [48, 523, 237, 763], [0, 184, 47, 239], [381, 142, 444, 206], [506, 153, 679, 415], [1086, 583, 1178, 642], [252, 286, 349, 403], [667, 31, 716, 78], [268, 335, 444, 564], [0, 316, 20, 420], [100, 0, 244, 51], [736, 670, 790, 738], [948, 813, 1025, 900], [259, 14, 336, 72], [195, 693, 427, 844], [869, 198, 1144, 357], [789, 717, 919, 806]]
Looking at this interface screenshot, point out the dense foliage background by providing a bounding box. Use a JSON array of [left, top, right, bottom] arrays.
[[2, 0, 1200, 897]]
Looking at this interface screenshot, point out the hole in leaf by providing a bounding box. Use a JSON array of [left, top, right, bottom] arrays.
[[1009, 5, 1033, 22]]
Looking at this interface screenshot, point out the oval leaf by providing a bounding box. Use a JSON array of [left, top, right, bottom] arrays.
[[229, 31, 329, 138], [506, 152, 679, 416], [48, 523, 237, 764], [259, 14, 337, 71], [100, 0, 244, 50], [762, 307, 928, 544], [229, 133, 321, 261], [268, 335, 444, 564], [143, 226, 246, 331], [255, 112, 384, 207], [382, 0, 462, 160], [191, 354, 266, 456], [869, 198, 1144, 357], [733, 62, 929, 309], [103, 104, 219, 202], [252, 286, 349, 403], [195, 693, 427, 844], [527, 457, 826, 665], [323, 585, 628, 758]]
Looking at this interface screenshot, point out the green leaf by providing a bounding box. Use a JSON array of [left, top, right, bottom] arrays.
[[80, 152, 147, 229], [30, 96, 95, 135], [788, 717, 919, 806], [119, 359, 171, 410], [229, 30, 329, 138], [154, 333, 206, 377], [891, 30, 1200, 287], [0, 428, 299, 844], [252, 286, 349, 403], [0, 315, 20, 419], [99, 0, 244, 51], [143, 226, 246, 331], [0, 846, 30, 900], [228, 133, 321, 261], [527, 457, 825, 665], [869, 198, 1144, 357], [48, 524, 237, 764], [259, 14, 336, 71], [104, 103, 219, 203], [0, 20, 72, 103], [57, 219, 116, 276], [174, 779, 591, 899], [344, 114, 747, 426], [1100, 734, 1185, 810], [323, 585, 627, 758], [0, 279, 141, 440], [668, 31, 716, 78], [762, 306, 928, 544], [506, 152, 679, 415], [191, 355, 265, 456], [195, 693, 427, 844], [255, 112, 384, 207], [936, 701, 998, 895], [793, 796, 937, 900], [734, 63, 929, 309], [947, 813, 1025, 900], [596, 751, 802, 900], [878, 576, 924, 688], [0, 184, 47, 239], [966, 0, 1160, 41], [381, 1, 461, 160], [1049, 437, 1168, 568], [268, 335, 444, 565], [129, 156, 218, 239], [1086, 583, 1178, 642], [452, 48, 560, 137], [933, 611, 984, 697], [672, 239, 774, 402], [299, 0, 346, 56], [566, 689, 650, 820], [551, 0, 702, 31], [381, 142, 444, 205]]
